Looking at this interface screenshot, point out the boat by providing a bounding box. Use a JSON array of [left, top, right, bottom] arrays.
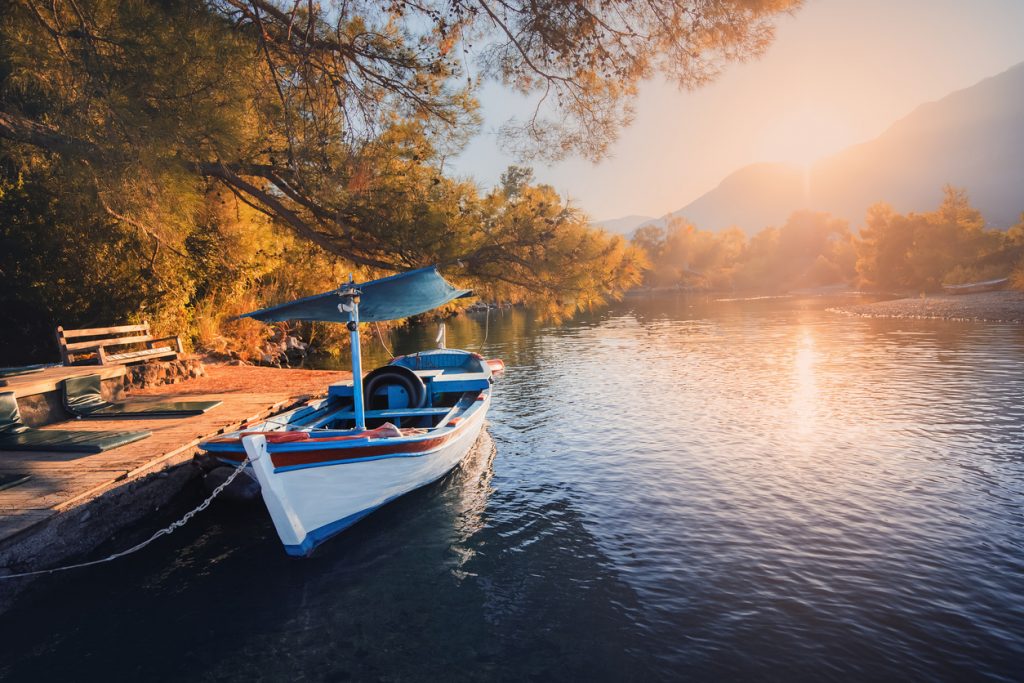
[[941, 277, 1009, 294], [198, 268, 504, 557]]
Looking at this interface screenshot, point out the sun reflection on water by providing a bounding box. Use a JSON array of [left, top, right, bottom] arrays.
[[790, 328, 820, 439]]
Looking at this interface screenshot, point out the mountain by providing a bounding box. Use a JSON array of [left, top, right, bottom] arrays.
[[593, 214, 656, 235], [667, 61, 1024, 234]]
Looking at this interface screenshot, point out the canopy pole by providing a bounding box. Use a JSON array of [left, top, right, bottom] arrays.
[[339, 281, 366, 431], [349, 299, 366, 431]]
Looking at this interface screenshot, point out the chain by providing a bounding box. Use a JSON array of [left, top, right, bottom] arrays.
[[0, 457, 251, 581]]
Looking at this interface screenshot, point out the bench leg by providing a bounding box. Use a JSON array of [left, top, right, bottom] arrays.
[[56, 326, 70, 365]]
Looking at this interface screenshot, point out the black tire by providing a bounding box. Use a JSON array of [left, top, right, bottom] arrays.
[[363, 365, 426, 410]]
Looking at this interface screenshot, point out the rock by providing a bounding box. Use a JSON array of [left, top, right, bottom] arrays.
[[203, 466, 261, 502], [124, 357, 209, 390]]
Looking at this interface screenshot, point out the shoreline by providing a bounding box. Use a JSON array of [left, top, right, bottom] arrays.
[[831, 290, 1024, 323]]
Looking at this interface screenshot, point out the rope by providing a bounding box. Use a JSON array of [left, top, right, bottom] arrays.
[[0, 457, 251, 581], [373, 321, 396, 360], [482, 305, 490, 347], [253, 416, 341, 432]]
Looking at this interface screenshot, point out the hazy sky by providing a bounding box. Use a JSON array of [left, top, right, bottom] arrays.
[[449, 0, 1024, 222]]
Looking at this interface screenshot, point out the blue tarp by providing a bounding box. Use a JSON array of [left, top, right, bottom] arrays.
[[240, 267, 472, 323]]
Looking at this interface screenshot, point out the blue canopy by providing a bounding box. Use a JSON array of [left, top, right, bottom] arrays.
[[240, 267, 472, 323]]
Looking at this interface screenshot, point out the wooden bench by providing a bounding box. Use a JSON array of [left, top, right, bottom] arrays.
[[56, 322, 184, 366]]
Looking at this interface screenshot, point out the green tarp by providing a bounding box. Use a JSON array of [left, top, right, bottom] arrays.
[[0, 391, 150, 454], [63, 375, 221, 418]]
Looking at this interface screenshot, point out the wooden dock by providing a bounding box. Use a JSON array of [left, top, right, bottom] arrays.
[[0, 364, 349, 575], [0, 364, 126, 396]]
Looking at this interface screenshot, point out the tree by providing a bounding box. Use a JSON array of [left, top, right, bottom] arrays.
[[1010, 214, 1024, 290], [856, 187, 1015, 291], [632, 224, 666, 260], [0, 0, 800, 293], [907, 186, 985, 288], [856, 203, 917, 290]]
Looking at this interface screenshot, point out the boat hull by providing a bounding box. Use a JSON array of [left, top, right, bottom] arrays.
[[242, 398, 488, 556]]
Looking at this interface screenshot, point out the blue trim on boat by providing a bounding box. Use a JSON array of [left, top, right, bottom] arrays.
[[284, 505, 380, 557]]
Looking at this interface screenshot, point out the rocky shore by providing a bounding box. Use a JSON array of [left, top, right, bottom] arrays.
[[834, 290, 1024, 323]]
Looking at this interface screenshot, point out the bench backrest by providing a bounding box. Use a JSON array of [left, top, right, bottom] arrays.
[[56, 323, 153, 364]]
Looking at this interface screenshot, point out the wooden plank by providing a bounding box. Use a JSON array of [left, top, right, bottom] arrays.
[[51, 398, 297, 512], [104, 347, 172, 361], [0, 486, 81, 510], [64, 334, 155, 351], [5, 365, 126, 399], [59, 323, 149, 338], [56, 326, 70, 365]]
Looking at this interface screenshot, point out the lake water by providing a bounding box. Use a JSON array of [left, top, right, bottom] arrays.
[[3, 296, 1024, 681]]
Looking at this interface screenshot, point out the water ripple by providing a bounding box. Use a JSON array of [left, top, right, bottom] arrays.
[[2, 298, 1023, 681]]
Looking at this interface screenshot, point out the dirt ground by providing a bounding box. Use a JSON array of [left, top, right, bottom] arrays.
[[128, 362, 352, 398]]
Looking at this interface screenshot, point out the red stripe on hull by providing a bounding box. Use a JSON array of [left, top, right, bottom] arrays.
[[218, 403, 486, 469]]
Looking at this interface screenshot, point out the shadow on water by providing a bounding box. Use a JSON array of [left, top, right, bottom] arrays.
[[2, 296, 1024, 681], [0, 432, 652, 682]]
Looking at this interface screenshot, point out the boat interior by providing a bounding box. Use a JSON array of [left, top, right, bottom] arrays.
[[199, 350, 499, 454], [277, 351, 495, 434]]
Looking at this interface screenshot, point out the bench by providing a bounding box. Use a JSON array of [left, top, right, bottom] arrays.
[[56, 322, 184, 366]]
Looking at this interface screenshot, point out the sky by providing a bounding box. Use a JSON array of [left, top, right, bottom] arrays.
[[448, 0, 1024, 222]]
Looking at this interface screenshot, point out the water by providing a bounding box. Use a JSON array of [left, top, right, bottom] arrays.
[[3, 296, 1024, 681]]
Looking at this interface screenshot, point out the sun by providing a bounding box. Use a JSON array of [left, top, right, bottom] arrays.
[[764, 105, 853, 166]]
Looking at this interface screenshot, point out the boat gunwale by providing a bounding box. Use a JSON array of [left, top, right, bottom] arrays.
[[208, 390, 489, 471], [200, 384, 482, 451]]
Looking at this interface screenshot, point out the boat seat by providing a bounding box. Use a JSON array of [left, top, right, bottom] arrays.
[[343, 407, 452, 418]]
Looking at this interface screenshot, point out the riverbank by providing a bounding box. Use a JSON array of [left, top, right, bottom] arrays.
[[833, 290, 1024, 323]]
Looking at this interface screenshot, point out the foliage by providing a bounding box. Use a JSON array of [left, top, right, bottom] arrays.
[[0, 0, 797, 299], [857, 186, 1019, 292], [0, 158, 345, 363], [0, 163, 191, 363], [631, 187, 1024, 296], [0, 0, 664, 362], [633, 211, 855, 292], [0, 149, 641, 364], [1003, 213, 1024, 291]]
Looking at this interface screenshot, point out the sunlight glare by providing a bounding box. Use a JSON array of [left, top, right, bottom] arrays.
[[791, 329, 820, 438], [764, 105, 853, 166]]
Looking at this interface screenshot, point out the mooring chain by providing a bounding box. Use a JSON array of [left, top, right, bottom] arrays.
[[0, 457, 251, 581]]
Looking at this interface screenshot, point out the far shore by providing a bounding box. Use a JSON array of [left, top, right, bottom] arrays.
[[832, 290, 1024, 323]]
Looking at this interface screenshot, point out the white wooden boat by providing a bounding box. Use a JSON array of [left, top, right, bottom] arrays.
[[941, 277, 1009, 294], [198, 269, 503, 556]]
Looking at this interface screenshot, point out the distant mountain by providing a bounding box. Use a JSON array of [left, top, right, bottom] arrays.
[[593, 214, 656, 235], [667, 61, 1024, 234]]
